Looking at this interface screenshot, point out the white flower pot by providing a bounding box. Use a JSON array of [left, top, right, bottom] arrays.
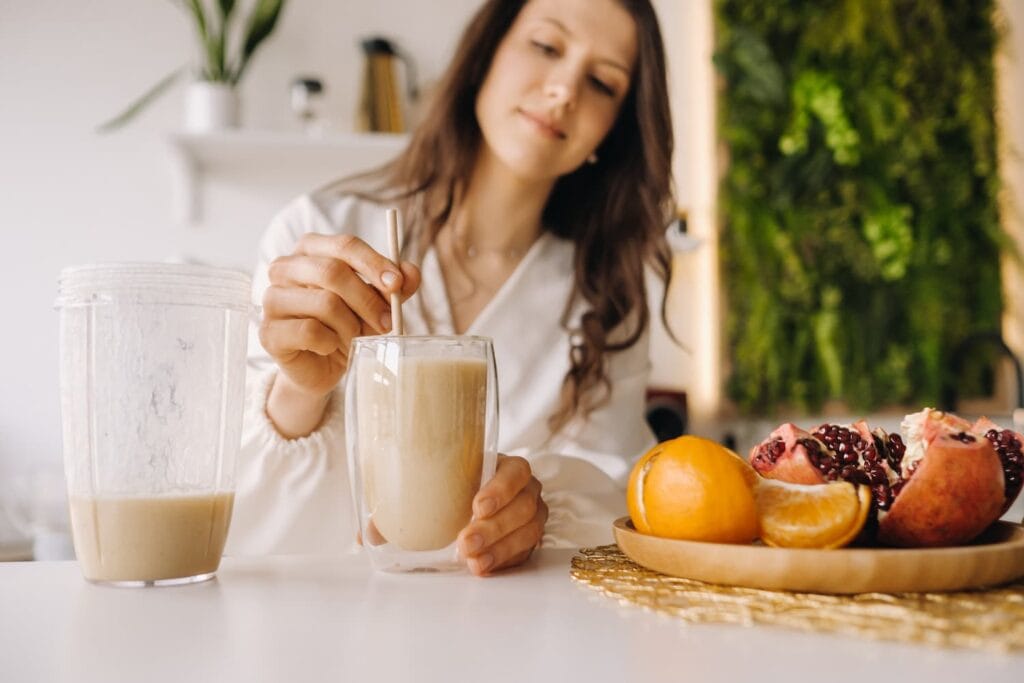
[[184, 81, 240, 132]]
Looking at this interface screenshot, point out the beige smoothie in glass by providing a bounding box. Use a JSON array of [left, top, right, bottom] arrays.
[[346, 335, 498, 571], [357, 356, 487, 551]]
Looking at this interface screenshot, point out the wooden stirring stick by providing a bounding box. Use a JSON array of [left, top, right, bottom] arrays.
[[385, 208, 405, 335]]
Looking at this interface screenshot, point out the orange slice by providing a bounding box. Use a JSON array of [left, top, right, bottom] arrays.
[[755, 479, 872, 549]]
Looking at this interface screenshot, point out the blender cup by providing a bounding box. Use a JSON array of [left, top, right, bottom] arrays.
[[56, 263, 250, 586]]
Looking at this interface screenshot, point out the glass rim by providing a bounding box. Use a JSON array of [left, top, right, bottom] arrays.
[[56, 262, 251, 310], [59, 261, 250, 282], [351, 334, 493, 345]]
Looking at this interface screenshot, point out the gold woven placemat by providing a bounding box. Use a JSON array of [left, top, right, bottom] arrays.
[[570, 544, 1024, 652]]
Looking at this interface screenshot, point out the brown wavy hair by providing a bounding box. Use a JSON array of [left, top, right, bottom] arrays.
[[334, 0, 675, 431]]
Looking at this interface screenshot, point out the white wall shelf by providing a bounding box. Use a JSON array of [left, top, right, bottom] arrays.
[[167, 130, 409, 223]]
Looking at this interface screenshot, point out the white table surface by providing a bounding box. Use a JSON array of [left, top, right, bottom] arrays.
[[1, 549, 1021, 683]]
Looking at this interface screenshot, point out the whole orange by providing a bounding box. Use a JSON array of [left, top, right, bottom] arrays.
[[627, 436, 759, 544]]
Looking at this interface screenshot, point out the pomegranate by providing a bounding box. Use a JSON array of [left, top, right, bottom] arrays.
[[749, 408, 1023, 547], [750, 420, 903, 510], [973, 416, 1024, 515]]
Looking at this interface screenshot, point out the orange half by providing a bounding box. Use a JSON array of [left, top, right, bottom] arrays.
[[755, 479, 872, 549]]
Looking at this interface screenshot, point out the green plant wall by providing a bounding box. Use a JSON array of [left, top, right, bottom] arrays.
[[714, 0, 1007, 414]]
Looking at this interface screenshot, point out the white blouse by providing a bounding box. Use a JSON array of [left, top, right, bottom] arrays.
[[226, 190, 657, 555]]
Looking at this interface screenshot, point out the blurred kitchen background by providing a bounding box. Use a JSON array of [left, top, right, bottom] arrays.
[[2, 0, 1023, 559]]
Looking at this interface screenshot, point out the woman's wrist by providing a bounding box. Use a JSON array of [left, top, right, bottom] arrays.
[[265, 372, 333, 440]]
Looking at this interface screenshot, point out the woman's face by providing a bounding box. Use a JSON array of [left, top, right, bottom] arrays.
[[475, 0, 638, 182]]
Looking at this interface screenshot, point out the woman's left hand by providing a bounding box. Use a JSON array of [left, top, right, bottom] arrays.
[[457, 455, 548, 576]]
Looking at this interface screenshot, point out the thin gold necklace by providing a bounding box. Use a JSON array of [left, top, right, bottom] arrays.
[[452, 221, 529, 261], [440, 224, 525, 303]]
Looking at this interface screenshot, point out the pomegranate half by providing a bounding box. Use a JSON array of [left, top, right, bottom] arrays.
[[749, 408, 1023, 547]]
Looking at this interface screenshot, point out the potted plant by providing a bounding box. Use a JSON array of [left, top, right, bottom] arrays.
[[99, 0, 286, 132]]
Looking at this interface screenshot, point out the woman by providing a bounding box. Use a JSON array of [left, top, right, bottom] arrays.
[[228, 0, 675, 576]]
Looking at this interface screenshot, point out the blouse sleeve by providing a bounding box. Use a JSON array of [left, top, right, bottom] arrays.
[[225, 370, 356, 556], [225, 196, 359, 556]]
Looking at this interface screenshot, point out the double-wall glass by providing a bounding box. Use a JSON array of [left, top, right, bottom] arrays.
[[345, 336, 498, 572]]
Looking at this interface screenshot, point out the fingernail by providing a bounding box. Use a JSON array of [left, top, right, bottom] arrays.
[[475, 553, 494, 573], [381, 271, 398, 287], [477, 498, 497, 518], [464, 534, 484, 553], [379, 311, 392, 332]]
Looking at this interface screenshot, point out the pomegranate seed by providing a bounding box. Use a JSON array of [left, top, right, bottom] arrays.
[[982, 429, 1024, 503]]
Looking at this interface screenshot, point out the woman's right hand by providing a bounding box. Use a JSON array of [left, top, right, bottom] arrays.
[[259, 233, 421, 438]]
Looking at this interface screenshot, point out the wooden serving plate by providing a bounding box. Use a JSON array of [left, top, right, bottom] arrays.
[[612, 517, 1024, 594]]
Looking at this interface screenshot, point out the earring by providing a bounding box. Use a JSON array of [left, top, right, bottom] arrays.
[[587, 152, 598, 165]]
